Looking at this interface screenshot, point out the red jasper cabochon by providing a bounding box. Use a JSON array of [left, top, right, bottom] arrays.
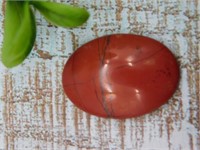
[[62, 34, 180, 119]]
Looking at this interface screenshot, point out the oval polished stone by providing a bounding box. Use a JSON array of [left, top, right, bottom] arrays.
[[62, 34, 180, 119]]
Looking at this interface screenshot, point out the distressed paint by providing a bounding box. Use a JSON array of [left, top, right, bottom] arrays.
[[0, 0, 199, 150]]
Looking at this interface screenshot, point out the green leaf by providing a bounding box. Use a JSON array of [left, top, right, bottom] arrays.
[[1, 1, 36, 68], [31, 1, 90, 28]]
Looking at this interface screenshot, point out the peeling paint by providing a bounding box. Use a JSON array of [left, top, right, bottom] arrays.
[[0, 0, 200, 150]]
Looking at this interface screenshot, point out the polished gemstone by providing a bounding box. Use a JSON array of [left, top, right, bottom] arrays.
[[62, 34, 180, 118]]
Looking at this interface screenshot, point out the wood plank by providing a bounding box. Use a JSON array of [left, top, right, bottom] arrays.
[[0, 0, 199, 149]]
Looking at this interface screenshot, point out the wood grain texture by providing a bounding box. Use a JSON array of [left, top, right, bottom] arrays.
[[0, 0, 199, 150]]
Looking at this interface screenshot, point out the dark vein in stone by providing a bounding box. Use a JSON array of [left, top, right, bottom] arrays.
[[115, 46, 166, 70], [92, 79, 106, 111], [97, 36, 113, 117]]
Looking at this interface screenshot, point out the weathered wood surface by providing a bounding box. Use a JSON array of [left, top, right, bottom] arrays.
[[0, 0, 199, 149]]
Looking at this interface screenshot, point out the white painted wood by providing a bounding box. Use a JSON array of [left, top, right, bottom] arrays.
[[0, 0, 199, 149]]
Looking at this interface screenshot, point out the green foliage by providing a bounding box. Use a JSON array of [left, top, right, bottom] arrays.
[[1, 1, 89, 68]]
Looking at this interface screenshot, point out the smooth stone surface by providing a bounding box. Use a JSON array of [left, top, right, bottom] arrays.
[[62, 34, 180, 119]]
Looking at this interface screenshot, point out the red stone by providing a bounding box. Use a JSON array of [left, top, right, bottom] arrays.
[[62, 34, 180, 119]]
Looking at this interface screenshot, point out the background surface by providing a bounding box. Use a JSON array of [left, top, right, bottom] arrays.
[[0, 0, 200, 150]]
